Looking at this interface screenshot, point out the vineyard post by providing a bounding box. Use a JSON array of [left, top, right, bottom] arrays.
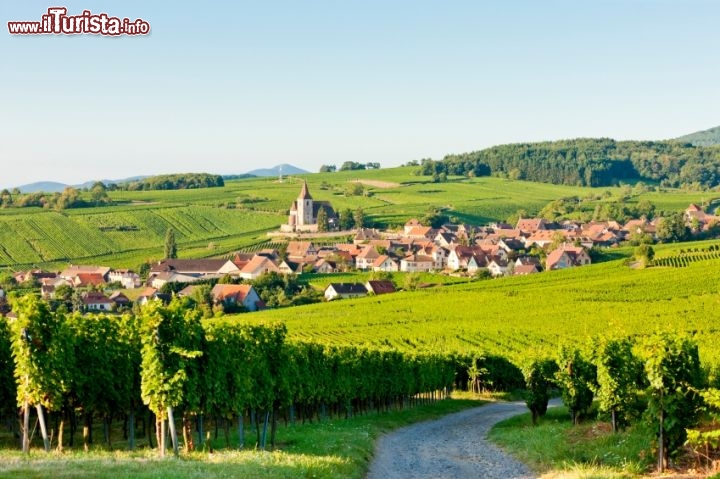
[[167, 406, 179, 457], [129, 407, 135, 450], [160, 416, 166, 457], [238, 414, 244, 449], [22, 395, 29, 453], [36, 404, 50, 452]]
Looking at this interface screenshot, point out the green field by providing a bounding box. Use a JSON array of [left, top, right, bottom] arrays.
[[1, 167, 714, 270], [249, 245, 720, 367]]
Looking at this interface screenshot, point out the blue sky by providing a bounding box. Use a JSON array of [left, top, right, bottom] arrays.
[[1, 1, 719, 188]]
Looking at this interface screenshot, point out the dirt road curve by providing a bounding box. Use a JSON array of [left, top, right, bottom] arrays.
[[366, 401, 536, 479]]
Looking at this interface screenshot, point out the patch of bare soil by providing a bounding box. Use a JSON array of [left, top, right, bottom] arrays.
[[351, 179, 400, 189]]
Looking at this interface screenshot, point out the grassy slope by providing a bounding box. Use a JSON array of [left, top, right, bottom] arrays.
[[247, 243, 720, 366], [1, 167, 715, 270]]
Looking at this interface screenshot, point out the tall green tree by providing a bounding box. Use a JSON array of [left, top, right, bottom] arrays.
[[339, 208, 355, 230], [353, 208, 365, 229], [0, 189, 13, 207], [164, 228, 178, 259], [90, 181, 111, 206], [316, 206, 329, 232], [655, 213, 690, 243]]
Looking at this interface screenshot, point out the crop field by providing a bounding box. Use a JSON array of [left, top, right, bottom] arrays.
[[0, 166, 716, 270], [250, 252, 720, 367], [0, 206, 282, 269]]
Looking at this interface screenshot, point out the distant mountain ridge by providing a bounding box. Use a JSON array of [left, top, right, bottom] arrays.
[[245, 164, 308, 177], [676, 125, 720, 147], [16, 176, 149, 193], [13, 165, 308, 192]]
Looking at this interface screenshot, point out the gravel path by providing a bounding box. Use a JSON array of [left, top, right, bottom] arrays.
[[366, 400, 545, 479]]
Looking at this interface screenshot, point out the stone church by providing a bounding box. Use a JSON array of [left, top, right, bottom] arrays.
[[281, 180, 336, 232]]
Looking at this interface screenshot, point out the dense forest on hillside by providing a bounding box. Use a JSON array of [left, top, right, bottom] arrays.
[[122, 173, 224, 191], [418, 138, 720, 189]]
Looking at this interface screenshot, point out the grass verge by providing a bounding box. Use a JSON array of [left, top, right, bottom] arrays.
[[488, 406, 654, 479], [0, 395, 486, 478]]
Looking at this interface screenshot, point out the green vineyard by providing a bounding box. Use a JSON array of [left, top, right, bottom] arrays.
[[0, 206, 282, 268], [251, 255, 720, 367], [651, 244, 720, 267]]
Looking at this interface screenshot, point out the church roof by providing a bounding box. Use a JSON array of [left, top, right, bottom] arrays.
[[299, 180, 313, 200]]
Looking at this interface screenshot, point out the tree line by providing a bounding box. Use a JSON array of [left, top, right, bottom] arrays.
[[418, 138, 720, 189], [1, 182, 111, 210], [122, 173, 224, 191]]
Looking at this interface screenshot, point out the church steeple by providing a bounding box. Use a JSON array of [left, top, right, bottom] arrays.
[[299, 180, 313, 200], [296, 180, 314, 226]]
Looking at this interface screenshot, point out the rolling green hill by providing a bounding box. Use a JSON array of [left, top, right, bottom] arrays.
[[676, 125, 720, 147], [0, 167, 716, 270], [248, 240, 720, 367]]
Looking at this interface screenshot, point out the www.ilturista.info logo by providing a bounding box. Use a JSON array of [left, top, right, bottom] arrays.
[[8, 7, 150, 36]]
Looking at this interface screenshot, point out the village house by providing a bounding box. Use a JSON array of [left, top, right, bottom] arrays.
[[513, 264, 540, 275], [546, 245, 592, 271], [354, 228, 383, 243], [313, 258, 337, 274], [524, 230, 571, 249], [72, 273, 107, 288], [400, 253, 434, 272], [404, 219, 422, 235], [211, 284, 264, 312], [150, 258, 240, 278], [684, 203, 720, 230], [516, 217, 547, 233], [365, 280, 396, 295], [137, 288, 172, 307], [149, 272, 200, 289], [487, 257, 510, 277], [404, 225, 435, 240], [434, 231, 457, 249], [372, 255, 400, 272], [82, 291, 114, 312], [418, 244, 448, 270], [324, 283, 368, 301], [447, 245, 486, 271], [515, 256, 542, 269], [355, 245, 381, 270], [13, 269, 57, 285], [109, 291, 132, 309], [59, 265, 111, 282], [286, 241, 317, 261], [108, 269, 141, 289], [239, 256, 281, 280], [39, 277, 73, 299]]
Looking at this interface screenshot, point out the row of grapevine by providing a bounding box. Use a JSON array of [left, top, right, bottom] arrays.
[[0, 297, 464, 454], [527, 335, 708, 472], [652, 251, 720, 268], [651, 243, 720, 268]]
